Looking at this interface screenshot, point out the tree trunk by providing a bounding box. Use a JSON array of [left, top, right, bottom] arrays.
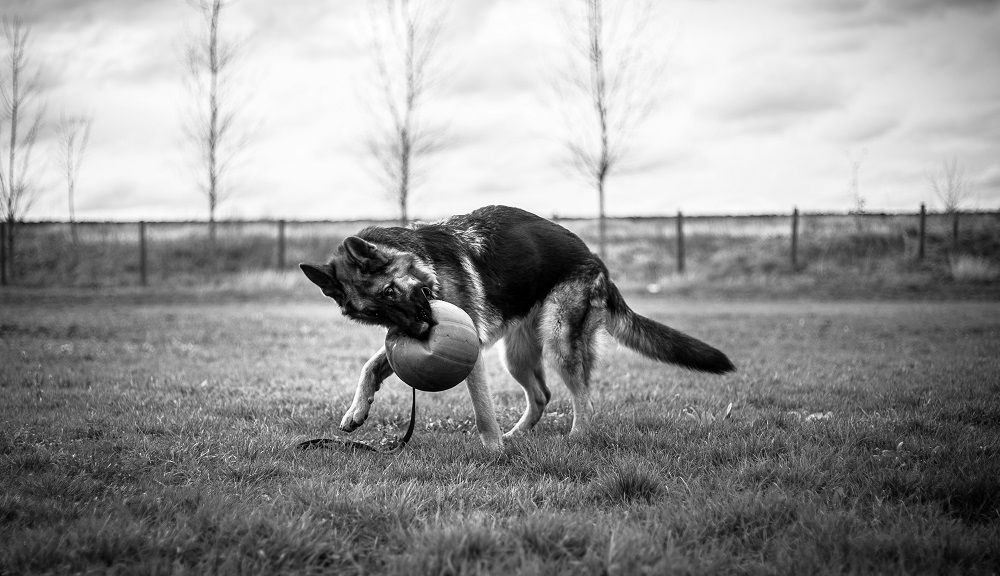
[[207, 0, 220, 246], [589, 0, 609, 262], [5, 216, 14, 283], [209, 205, 217, 245], [399, 151, 409, 226], [399, 123, 411, 226], [1, 219, 7, 285], [68, 180, 77, 245], [398, 147, 409, 226], [598, 175, 606, 260], [952, 212, 959, 253]]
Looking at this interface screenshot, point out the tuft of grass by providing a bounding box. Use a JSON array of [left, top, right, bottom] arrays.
[[392, 521, 510, 575], [950, 255, 1000, 282], [592, 463, 662, 505]]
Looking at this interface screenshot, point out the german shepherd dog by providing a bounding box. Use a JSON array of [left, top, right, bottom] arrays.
[[300, 205, 734, 451]]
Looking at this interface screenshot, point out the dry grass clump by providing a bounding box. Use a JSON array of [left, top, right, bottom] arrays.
[[592, 464, 662, 505], [215, 270, 306, 292], [950, 255, 1000, 283]]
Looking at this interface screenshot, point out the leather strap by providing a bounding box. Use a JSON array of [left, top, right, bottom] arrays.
[[297, 387, 416, 454]]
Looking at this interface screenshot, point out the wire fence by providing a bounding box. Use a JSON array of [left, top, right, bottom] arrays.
[[1, 206, 997, 289]]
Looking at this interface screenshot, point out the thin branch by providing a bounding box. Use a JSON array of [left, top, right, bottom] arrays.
[[1, 15, 46, 225], [363, 0, 450, 224], [553, 0, 664, 257], [182, 0, 250, 231], [927, 157, 974, 214]]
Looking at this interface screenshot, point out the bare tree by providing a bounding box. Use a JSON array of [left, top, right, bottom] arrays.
[[0, 15, 45, 283], [928, 157, 974, 251], [364, 0, 449, 225], [54, 113, 92, 244], [183, 0, 246, 243], [846, 148, 867, 215], [556, 0, 661, 259]]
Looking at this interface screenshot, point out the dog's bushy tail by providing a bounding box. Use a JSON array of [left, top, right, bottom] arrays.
[[604, 279, 735, 374]]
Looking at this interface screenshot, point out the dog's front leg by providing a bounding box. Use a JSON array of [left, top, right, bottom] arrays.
[[465, 360, 503, 452], [340, 346, 393, 432]]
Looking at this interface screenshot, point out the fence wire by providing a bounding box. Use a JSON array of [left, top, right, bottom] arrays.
[[2, 211, 997, 288]]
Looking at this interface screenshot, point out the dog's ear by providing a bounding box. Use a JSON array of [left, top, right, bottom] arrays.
[[343, 236, 388, 270], [299, 262, 344, 301]]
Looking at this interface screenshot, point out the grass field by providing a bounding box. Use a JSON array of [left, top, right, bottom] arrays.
[[1, 292, 999, 574]]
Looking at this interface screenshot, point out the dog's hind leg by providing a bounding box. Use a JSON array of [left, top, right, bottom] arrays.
[[501, 317, 550, 437], [544, 281, 603, 437], [465, 360, 504, 452]]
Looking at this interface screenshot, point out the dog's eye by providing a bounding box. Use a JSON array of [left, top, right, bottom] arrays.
[[421, 286, 432, 299], [382, 285, 396, 299]]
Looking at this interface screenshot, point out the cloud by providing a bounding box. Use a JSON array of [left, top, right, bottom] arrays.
[[704, 64, 847, 132], [799, 0, 999, 29], [804, 32, 868, 56], [248, 1, 363, 62], [14, 0, 175, 27], [979, 164, 1000, 196], [875, 0, 999, 21], [13, 0, 1000, 219], [450, 0, 502, 38], [446, 1, 553, 98], [817, 98, 902, 143], [910, 104, 1000, 144], [828, 112, 900, 143]]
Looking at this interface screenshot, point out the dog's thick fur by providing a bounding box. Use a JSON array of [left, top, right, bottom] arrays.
[[301, 205, 734, 450]]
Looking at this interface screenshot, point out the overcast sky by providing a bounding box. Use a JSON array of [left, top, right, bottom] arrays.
[[10, 0, 1000, 221]]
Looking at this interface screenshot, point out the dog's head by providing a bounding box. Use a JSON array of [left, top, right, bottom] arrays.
[[300, 236, 438, 339]]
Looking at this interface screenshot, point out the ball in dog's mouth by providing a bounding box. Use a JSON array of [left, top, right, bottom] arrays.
[[385, 300, 479, 392]]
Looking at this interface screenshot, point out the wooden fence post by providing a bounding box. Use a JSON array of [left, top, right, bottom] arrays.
[[0, 220, 7, 286], [918, 203, 926, 260], [791, 207, 799, 270], [676, 210, 685, 274], [951, 211, 959, 253], [277, 219, 286, 270], [139, 221, 148, 287]]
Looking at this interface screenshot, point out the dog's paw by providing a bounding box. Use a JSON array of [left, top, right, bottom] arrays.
[[503, 428, 526, 440], [480, 433, 504, 453], [339, 401, 371, 432]]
